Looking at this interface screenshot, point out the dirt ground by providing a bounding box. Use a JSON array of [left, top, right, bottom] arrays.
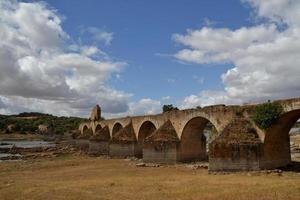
[[0, 155, 300, 200]]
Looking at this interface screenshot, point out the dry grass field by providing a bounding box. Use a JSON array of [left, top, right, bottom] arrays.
[[0, 155, 300, 200]]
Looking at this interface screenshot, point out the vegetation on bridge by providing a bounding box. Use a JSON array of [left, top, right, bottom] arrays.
[[252, 102, 283, 130], [162, 104, 179, 113]]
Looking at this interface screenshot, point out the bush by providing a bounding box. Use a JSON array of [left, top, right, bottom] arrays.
[[163, 104, 179, 113], [252, 102, 283, 130]]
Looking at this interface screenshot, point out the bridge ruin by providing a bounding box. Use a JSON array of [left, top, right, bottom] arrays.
[[77, 97, 300, 171]]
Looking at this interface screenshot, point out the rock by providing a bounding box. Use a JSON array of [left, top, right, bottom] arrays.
[[136, 163, 146, 167], [187, 164, 208, 170], [130, 157, 139, 161], [109, 182, 115, 187], [146, 163, 160, 167]]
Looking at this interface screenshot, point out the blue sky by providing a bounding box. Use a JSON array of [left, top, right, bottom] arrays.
[[48, 0, 250, 102], [47, 0, 250, 101], [1, 0, 300, 117]]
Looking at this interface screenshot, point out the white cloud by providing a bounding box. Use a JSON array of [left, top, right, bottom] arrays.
[[162, 96, 171, 101], [106, 98, 162, 118], [173, 25, 278, 64], [86, 27, 114, 46], [0, 0, 130, 117], [244, 0, 300, 27], [175, 0, 300, 108], [193, 75, 204, 84], [202, 18, 217, 27], [128, 99, 161, 116], [167, 78, 176, 83]]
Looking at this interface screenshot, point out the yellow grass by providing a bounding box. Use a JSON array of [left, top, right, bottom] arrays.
[[0, 156, 300, 200]]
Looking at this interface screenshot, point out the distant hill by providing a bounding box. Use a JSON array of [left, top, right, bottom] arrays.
[[0, 113, 89, 135], [13, 112, 53, 117]]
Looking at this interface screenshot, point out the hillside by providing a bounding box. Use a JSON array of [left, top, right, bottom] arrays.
[[0, 112, 88, 135]]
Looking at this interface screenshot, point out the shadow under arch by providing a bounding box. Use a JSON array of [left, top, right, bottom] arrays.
[[112, 122, 123, 137], [262, 109, 300, 169], [178, 116, 218, 162], [137, 121, 157, 158], [94, 124, 102, 134], [82, 125, 90, 135]]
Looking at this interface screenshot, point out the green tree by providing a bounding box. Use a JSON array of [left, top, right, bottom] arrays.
[[163, 104, 179, 113], [252, 102, 283, 130]]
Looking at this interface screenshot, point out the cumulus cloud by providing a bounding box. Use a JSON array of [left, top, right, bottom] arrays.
[[128, 99, 161, 116], [162, 96, 171, 101], [86, 27, 114, 46], [106, 98, 162, 118], [175, 0, 300, 108], [0, 0, 129, 117]]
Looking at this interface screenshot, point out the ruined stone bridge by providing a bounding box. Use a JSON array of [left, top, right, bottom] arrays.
[[78, 97, 300, 171]]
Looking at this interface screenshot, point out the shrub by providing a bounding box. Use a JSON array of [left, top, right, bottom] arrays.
[[252, 102, 283, 130], [162, 104, 179, 113]]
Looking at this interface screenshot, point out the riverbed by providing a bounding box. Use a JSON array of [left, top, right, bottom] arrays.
[[0, 140, 56, 161]]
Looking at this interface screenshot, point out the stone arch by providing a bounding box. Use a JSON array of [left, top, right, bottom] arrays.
[[262, 109, 300, 169], [81, 124, 93, 138], [176, 111, 224, 139], [136, 121, 157, 158], [82, 125, 89, 134], [137, 121, 157, 144], [94, 124, 102, 135], [112, 122, 123, 136], [178, 116, 218, 162]]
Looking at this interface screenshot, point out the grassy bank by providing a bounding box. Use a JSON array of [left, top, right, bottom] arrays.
[[0, 156, 300, 200]]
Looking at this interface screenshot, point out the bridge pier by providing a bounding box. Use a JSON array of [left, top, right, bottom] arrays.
[[143, 120, 180, 164], [89, 141, 109, 155], [109, 143, 139, 157], [74, 139, 90, 152], [143, 142, 179, 164], [109, 123, 139, 158], [88, 126, 110, 155]]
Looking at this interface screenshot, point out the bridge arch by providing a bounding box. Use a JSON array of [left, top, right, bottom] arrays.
[[137, 121, 157, 156], [175, 110, 227, 139], [262, 108, 300, 168], [178, 116, 218, 162], [79, 123, 90, 135], [81, 124, 93, 137], [137, 120, 157, 144], [82, 125, 89, 134], [112, 122, 123, 137], [94, 124, 102, 135]]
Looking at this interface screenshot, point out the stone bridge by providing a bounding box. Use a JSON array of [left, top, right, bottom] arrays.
[[78, 97, 300, 171]]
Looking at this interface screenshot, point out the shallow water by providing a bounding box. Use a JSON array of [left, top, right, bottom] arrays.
[[0, 152, 22, 162], [0, 140, 55, 162], [0, 140, 55, 149], [0, 153, 22, 158]]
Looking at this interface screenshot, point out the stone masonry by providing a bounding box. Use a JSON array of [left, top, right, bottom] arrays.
[[78, 97, 300, 171]]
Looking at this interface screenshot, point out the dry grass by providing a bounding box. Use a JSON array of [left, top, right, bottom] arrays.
[[0, 156, 300, 200]]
